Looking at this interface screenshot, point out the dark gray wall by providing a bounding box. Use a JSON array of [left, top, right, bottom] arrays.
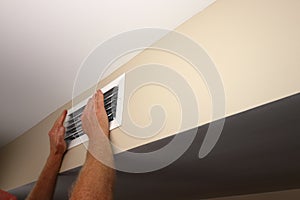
[[10, 94, 300, 200]]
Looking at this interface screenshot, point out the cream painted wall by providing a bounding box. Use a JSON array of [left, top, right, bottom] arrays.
[[1, 0, 300, 192]]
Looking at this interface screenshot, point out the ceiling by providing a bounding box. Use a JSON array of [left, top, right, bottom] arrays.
[[0, 0, 215, 147], [9, 93, 300, 199]]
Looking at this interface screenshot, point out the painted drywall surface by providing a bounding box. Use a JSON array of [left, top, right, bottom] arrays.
[[0, 102, 86, 191], [182, 0, 300, 115], [206, 188, 300, 200], [0, 0, 217, 148], [104, 0, 300, 153], [1, 0, 300, 190]]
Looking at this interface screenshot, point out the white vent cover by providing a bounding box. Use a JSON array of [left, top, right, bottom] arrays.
[[64, 74, 125, 149]]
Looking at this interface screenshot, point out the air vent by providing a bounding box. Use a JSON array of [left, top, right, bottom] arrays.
[[64, 74, 125, 149]]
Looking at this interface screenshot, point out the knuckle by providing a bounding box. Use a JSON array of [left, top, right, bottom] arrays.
[[59, 127, 65, 134], [48, 131, 54, 136]]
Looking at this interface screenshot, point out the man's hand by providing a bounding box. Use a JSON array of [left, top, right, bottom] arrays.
[[81, 90, 109, 140], [26, 110, 67, 200], [48, 110, 67, 157], [80, 89, 113, 165]]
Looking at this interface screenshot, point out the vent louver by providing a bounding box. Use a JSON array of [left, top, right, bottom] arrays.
[[64, 74, 125, 149]]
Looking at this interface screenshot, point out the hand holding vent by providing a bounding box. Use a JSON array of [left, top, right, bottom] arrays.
[[81, 90, 110, 140], [48, 110, 67, 157], [64, 74, 125, 149], [81, 90, 114, 166]]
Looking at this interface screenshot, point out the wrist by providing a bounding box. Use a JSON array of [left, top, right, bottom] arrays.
[[85, 144, 115, 169], [48, 153, 64, 163]]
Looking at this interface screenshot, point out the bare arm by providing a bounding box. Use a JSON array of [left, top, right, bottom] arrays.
[[70, 90, 115, 200], [70, 152, 115, 200], [26, 110, 67, 200]]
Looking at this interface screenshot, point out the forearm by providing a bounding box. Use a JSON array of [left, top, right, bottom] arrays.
[[26, 154, 63, 200], [71, 91, 115, 199], [70, 152, 115, 200]]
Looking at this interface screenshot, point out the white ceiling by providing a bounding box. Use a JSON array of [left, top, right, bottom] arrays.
[[0, 0, 215, 147]]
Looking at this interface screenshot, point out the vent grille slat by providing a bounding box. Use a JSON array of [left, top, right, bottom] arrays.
[[64, 86, 119, 146]]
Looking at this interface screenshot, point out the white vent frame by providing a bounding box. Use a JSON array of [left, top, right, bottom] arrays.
[[65, 74, 125, 149]]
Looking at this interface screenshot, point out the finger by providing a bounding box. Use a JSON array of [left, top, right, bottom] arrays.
[[55, 110, 67, 126], [82, 98, 94, 120], [58, 126, 66, 142], [52, 110, 67, 130], [97, 89, 104, 101], [95, 89, 104, 109], [58, 126, 65, 137], [85, 97, 94, 112]]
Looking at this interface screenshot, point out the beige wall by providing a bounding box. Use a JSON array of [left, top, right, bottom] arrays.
[[1, 0, 300, 192]]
